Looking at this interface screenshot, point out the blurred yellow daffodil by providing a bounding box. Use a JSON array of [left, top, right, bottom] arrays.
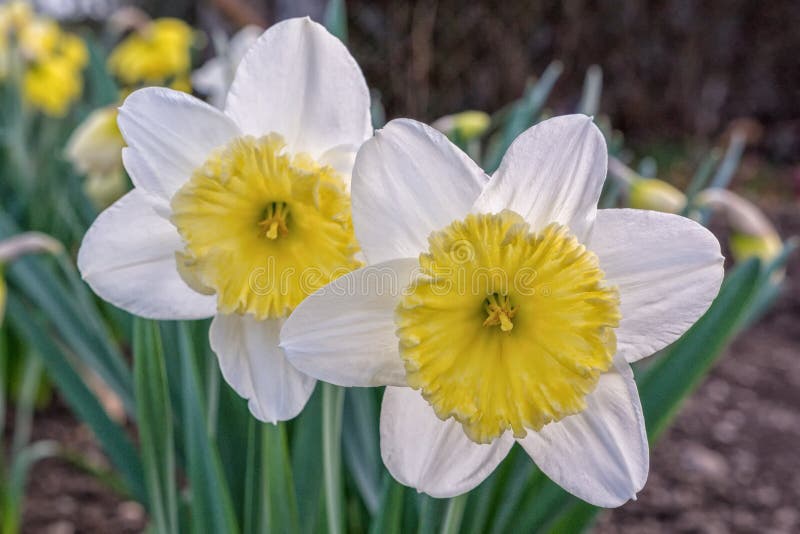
[[107, 18, 194, 90], [1, 2, 88, 116], [23, 54, 85, 116]]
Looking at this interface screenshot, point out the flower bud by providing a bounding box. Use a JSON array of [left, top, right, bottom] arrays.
[[696, 188, 782, 263], [66, 106, 125, 178], [432, 110, 491, 141], [628, 178, 687, 214]]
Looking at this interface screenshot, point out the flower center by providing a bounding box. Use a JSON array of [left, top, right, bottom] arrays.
[[483, 292, 517, 332], [257, 201, 290, 240], [171, 134, 360, 320], [396, 211, 621, 444]]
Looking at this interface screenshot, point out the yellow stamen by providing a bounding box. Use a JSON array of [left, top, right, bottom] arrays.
[[257, 202, 290, 240], [483, 293, 517, 331]]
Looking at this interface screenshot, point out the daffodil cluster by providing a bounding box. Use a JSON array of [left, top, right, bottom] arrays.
[[107, 17, 194, 94], [0, 1, 88, 117], [79, 17, 728, 508]]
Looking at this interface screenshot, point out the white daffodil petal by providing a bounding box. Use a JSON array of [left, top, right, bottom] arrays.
[[474, 114, 607, 241], [518, 359, 648, 508], [319, 143, 360, 190], [281, 258, 418, 387], [77, 189, 216, 319], [118, 87, 241, 200], [380, 386, 514, 498], [352, 119, 489, 264], [210, 313, 316, 423], [591, 209, 724, 363], [224, 18, 371, 157]]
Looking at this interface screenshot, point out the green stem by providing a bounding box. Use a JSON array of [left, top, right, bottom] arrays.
[[440, 494, 468, 534], [322, 383, 345, 534]]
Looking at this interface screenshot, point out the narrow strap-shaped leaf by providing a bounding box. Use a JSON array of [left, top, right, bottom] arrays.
[[133, 319, 178, 534], [368, 477, 405, 534], [439, 494, 468, 534], [416, 495, 446, 534], [292, 387, 325, 534], [176, 321, 240, 534], [260, 422, 300, 533], [322, 383, 345, 534], [323, 0, 348, 43], [6, 294, 145, 502], [342, 387, 382, 515], [483, 61, 563, 173], [0, 212, 134, 413]]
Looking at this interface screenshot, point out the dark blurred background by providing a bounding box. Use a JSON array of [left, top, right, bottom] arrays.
[[51, 0, 800, 163], [347, 1, 799, 161]]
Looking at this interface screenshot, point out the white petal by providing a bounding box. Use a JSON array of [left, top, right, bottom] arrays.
[[473, 114, 607, 241], [591, 209, 724, 363], [77, 190, 216, 319], [518, 359, 648, 508], [281, 258, 418, 387], [224, 18, 371, 157], [352, 119, 489, 264], [210, 313, 316, 423], [118, 87, 241, 200], [380, 386, 514, 498], [319, 143, 360, 189]]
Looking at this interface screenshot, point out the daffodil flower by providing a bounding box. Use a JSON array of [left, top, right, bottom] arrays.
[[78, 18, 371, 423], [280, 115, 724, 506]]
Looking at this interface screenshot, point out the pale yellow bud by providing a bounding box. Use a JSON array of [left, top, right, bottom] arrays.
[[66, 106, 125, 177], [628, 178, 687, 214], [432, 110, 491, 141], [696, 188, 782, 264], [83, 169, 129, 209]]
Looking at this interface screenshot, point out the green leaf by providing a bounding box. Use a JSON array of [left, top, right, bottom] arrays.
[[6, 294, 145, 502], [483, 61, 563, 173], [2, 440, 59, 534], [0, 214, 134, 413], [682, 149, 720, 215], [133, 319, 178, 534], [439, 494, 468, 534], [322, 383, 346, 534], [577, 65, 603, 116], [292, 387, 325, 534], [369, 477, 405, 534], [342, 387, 382, 515], [260, 422, 301, 533], [323, 0, 348, 43], [175, 321, 240, 534], [416, 495, 446, 534]]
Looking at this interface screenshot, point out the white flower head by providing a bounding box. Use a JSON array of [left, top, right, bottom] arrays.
[[280, 115, 724, 506], [78, 18, 372, 423]]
